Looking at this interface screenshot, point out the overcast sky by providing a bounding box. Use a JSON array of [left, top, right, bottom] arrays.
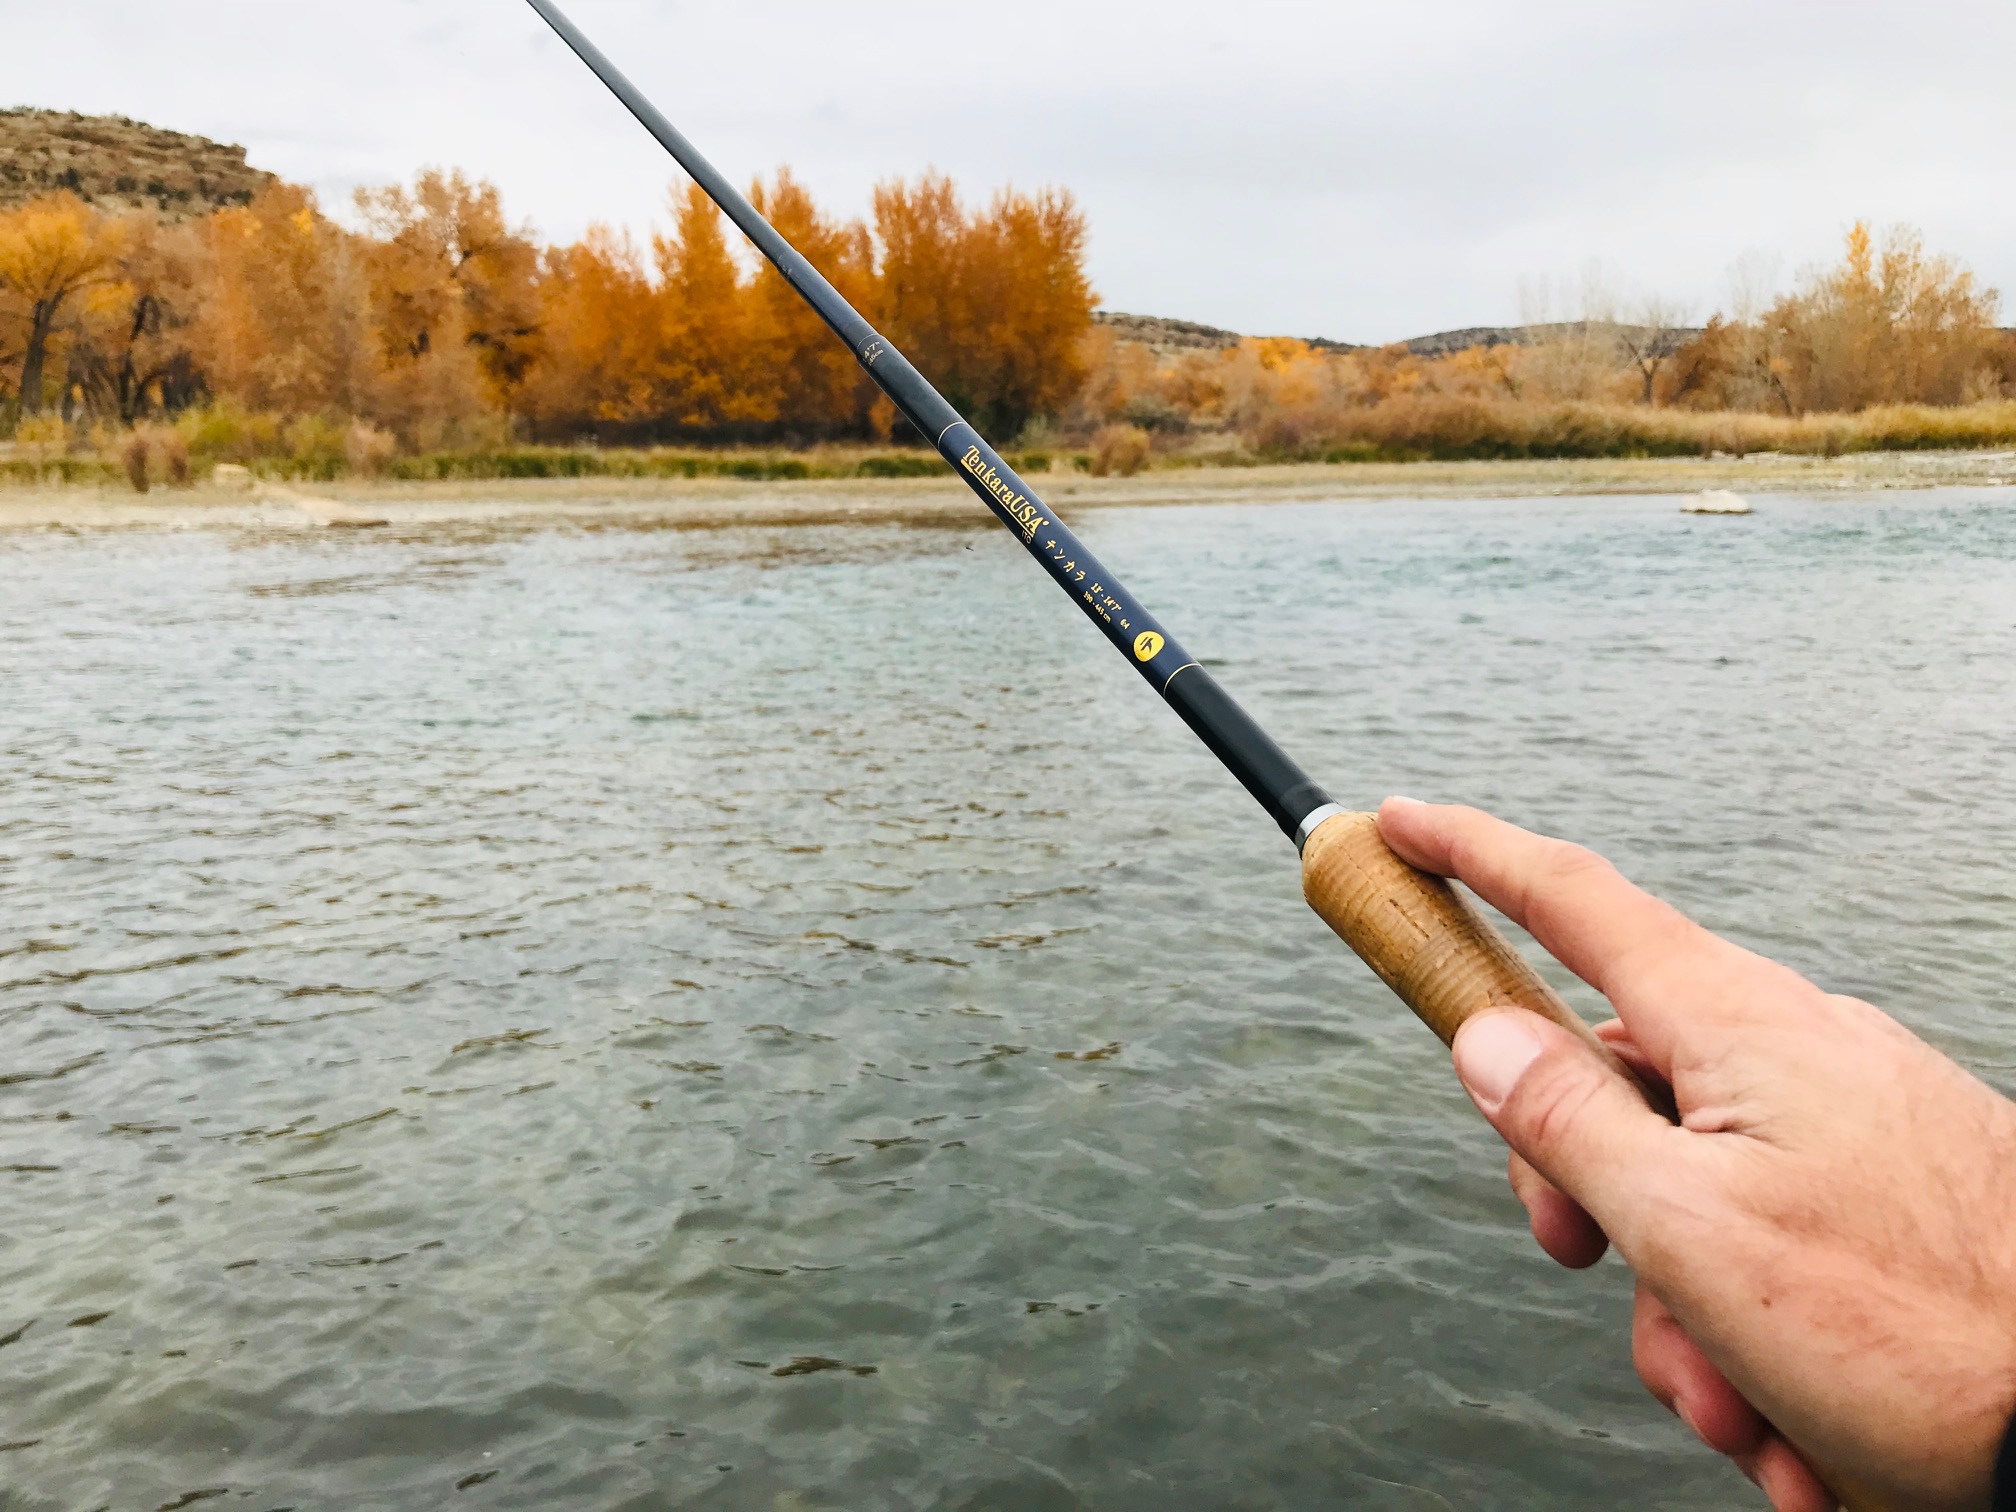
[[6, 0, 2013, 343]]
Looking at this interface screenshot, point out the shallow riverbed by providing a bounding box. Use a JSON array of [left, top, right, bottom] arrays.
[[2, 489, 2012, 1509]]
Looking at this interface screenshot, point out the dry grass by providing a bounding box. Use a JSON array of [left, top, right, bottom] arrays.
[[1259, 396, 2016, 463], [119, 432, 151, 492]]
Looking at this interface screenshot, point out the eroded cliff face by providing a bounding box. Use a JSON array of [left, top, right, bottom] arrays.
[[0, 108, 274, 219]]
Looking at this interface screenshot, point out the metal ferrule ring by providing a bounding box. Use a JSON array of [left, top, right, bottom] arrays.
[[1293, 803, 1349, 854]]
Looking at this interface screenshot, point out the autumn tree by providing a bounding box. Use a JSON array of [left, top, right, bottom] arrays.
[[1067, 323, 1167, 433], [873, 173, 1094, 437], [355, 171, 542, 406], [185, 181, 371, 417], [0, 193, 127, 414], [648, 180, 780, 431], [747, 168, 875, 436], [961, 185, 1095, 433], [519, 226, 659, 436], [518, 174, 874, 443], [63, 212, 209, 423], [1659, 316, 1748, 410], [342, 170, 547, 444], [872, 172, 965, 428], [1767, 222, 2001, 412]]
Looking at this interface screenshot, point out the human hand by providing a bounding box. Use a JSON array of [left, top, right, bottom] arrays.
[[1376, 797, 2016, 1512]]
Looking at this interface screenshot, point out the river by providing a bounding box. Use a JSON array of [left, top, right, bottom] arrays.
[[3, 489, 2013, 1510]]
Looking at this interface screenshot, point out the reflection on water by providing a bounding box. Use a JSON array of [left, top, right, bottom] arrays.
[[2, 490, 2013, 1509]]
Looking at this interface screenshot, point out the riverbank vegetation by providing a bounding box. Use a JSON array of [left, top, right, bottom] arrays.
[[3, 158, 2014, 486], [1065, 223, 2014, 466]]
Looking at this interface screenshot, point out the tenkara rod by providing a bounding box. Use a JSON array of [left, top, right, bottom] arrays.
[[525, 0, 1329, 845], [524, 0, 1616, 1059]]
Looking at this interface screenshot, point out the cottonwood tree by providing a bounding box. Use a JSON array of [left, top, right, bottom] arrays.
[[650, 180, 779, 430], [356, 171, 542, 411], [0, 193, 126, 414], [185, 182, 371, 417], [748, 168, 875, 436], [1766, 222, 2000, 412], [873, 172, 1094, 436], [63, 213, 208, 423], [517, 225, 658, 437]]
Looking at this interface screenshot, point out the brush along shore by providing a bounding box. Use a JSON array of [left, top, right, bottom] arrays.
[[1, 448, 2011, 535]]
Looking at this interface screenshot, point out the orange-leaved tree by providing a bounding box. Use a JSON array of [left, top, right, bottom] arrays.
[[520, 226, 660, 437], [351, 170, 539, 444], [185, 182, 371, 418], [747, 168, 875, 436], [0, 193, 129, 414], [873, 172, 1095, 438], [958, 185, 1094, 435], [649, 180, 781, 430], [63, 210, 208, 423], [1766, 221, 2001, 412], [356, 171, 542, 408]]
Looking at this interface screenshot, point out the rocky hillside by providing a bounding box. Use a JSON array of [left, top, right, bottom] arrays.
[[1096, 310, 1364, 354], [0, 108, 273, 219]]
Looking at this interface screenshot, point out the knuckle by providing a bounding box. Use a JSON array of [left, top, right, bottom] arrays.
[[1537, 840, 1616, 894], [1509, 1049, 1608, 1156], [1441, 806, 1505, 869], [1511, 841, 1614, 926]]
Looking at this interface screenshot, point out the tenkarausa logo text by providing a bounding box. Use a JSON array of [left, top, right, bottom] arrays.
[[960, 447, 1048, 541]]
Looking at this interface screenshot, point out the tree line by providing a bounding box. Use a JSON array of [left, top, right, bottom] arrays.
[[0, 168, 1094, 447], [4, 162, 2012, 472]]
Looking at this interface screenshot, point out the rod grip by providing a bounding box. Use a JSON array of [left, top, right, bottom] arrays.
[[1300, 811, 1605, 1054]]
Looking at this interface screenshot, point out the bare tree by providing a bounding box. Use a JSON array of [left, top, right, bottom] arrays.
[[1517, 262, 1627, 401], [1618, 295, 1693, 404]]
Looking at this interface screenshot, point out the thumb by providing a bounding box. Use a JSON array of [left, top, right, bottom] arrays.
[[1453, 1009, 1675, 1242]]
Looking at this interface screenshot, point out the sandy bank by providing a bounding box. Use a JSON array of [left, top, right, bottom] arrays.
[[3, 448, 2012, 536]]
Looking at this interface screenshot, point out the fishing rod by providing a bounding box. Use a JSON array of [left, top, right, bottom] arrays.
[[522, 0, 1609, 1060]]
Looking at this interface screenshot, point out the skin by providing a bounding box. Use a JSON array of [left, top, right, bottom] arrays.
[[1375, 797, 2016, 1512]]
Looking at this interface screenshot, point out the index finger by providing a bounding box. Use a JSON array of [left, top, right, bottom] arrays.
[[1374, 797, 1775, 1060]]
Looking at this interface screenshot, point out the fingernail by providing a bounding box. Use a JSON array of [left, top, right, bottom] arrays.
[[1453, 1012, 1544, 1115], [1384, 795, 1424, 807]]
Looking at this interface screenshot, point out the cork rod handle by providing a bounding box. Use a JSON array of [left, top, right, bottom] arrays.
[[1300, 811, 1608, 1056]]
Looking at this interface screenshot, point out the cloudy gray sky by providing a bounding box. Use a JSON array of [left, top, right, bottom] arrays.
[[6, 0, 2012, 343]]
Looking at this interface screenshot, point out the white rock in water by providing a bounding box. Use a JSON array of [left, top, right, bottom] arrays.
[[1684, 488, 1753, 515]]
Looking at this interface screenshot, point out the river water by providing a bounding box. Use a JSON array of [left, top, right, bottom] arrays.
[[3, 490, 2013, 1511]]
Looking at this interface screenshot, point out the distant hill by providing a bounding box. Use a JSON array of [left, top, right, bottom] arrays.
[[0, 108, 273, 218], [1093, 312, 1243, 354], [1096, 310, 1365, 354], [1097, 310, 1706, 358], [1398, 320, 1705, 357]]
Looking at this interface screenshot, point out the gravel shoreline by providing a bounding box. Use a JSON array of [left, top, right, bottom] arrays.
[[3, 449, 2011, 535]]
